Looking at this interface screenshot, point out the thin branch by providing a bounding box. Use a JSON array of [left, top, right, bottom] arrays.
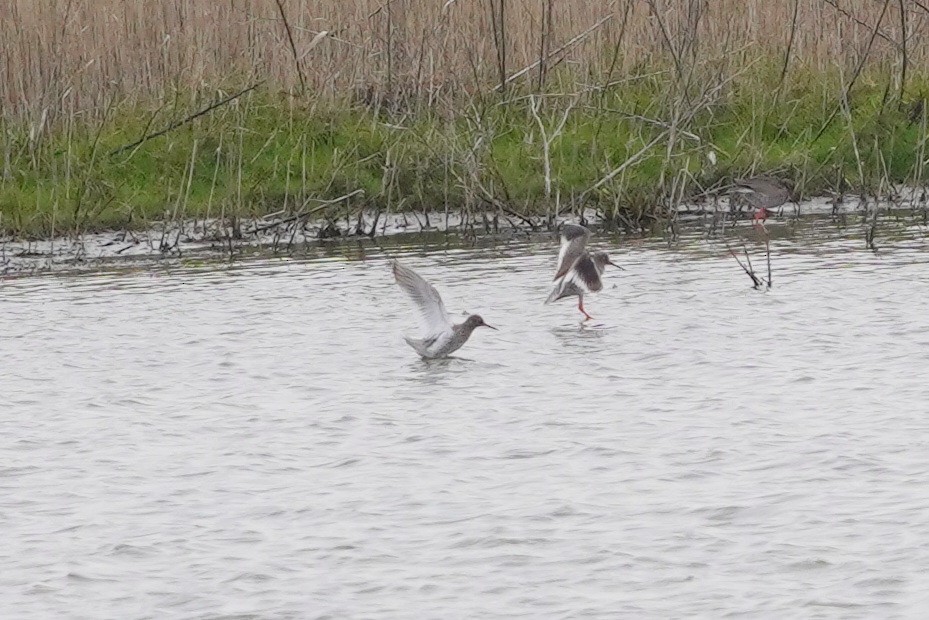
[[249, 189, 365, 235], [574, 55, 760, 209], [600, 0, 634, 96], [820, 0, 900, 49], [643, 0, 686, 88], [488, 0, 507, 94], [812, 0, 893, 144], [109, 80, 266, 156], [765, 237, 772, 288], [530, 95, 577, 199], [586, 106, 703, 143], [274, 0, 307, 95], [776, 0, 800, 99], [725, 241, 763, 288], [742, 244, 755, 276], [574, 131, 669, 207], [899, 0, 908, 101], [537, 0, 553, 91], [494, 10, 614, 92]]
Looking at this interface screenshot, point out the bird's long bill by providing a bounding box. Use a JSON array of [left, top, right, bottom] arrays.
[[607, 260, 625, 271], [482, 323, 499, 330]]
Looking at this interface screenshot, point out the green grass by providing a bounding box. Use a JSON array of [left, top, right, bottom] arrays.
[[3, 66, 929, 238]]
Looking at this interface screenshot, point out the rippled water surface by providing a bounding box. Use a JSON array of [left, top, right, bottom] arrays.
[[4, 229, 929, 618]]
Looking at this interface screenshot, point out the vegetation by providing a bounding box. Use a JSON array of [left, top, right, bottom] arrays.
[[2, 1, 929, 237]]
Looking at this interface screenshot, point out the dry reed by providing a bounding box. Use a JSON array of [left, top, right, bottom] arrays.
[[2, 0, 925, 121]]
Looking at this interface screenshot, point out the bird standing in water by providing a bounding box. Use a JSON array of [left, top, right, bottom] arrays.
[[545, 223, 620, 321], [731, 176, 791, 224], [391, 260, 496, 359]]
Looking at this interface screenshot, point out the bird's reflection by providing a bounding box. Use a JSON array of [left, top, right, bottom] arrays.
[[549, 323, 616, 351], [404, 355, 475, 386]]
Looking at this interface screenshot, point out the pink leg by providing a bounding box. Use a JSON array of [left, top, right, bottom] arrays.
[[578, 297, 594, 321]]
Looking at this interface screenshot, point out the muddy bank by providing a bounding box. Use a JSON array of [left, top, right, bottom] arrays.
[[1, 193, 925, 276]]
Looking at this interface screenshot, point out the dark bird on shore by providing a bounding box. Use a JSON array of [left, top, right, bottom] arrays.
[[544, 223, 620, 322], [731, 176, 793, 223], [391, 260, 496, 359]]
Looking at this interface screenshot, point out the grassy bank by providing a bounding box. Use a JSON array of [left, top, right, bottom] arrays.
[[3, 66, 929, 238], [4, 1, 929, 238]]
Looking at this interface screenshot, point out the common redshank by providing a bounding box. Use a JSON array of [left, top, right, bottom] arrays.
[[544, 223, 619, 321], [731, 176, 791, 223], [391, 260, 497, 359]]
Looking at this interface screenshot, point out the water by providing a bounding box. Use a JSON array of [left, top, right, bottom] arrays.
[[4, 227, 929, 618]]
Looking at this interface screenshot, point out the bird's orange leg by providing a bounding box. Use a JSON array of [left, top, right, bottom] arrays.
[[578, 297, 594, 321], [752, 207, 769, 232]]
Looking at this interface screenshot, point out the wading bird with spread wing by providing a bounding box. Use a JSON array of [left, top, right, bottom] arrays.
[[544, 224, 620, 321], [391, 260, 496, 358]]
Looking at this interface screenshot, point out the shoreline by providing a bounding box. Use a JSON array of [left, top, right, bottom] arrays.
[[3, 192, 926, 277]]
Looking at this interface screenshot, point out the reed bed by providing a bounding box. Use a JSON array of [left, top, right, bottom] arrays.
[[2, 0, 929, 237]]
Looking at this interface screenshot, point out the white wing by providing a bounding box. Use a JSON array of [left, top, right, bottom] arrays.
[[391, 260, 453, 336], [553, 224, 591, 280], [566, 255, 603, 293], [545, 254, 601, 304], [544, 276, 570, 304]]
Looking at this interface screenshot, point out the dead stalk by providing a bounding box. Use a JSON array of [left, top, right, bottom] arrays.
[[494, 11, 614, 92], [274, 0, 307, 95], [537, 0, 553, 91], [765, 237, 772, 288], [725, 241, 763, 289], [529, 95, 576, 200], [109, 81, 265, 156], [898, 0, 908, 101], [775, 0, 800, 100], [813, 0, 894, 143], [488, 0, 507, 95]]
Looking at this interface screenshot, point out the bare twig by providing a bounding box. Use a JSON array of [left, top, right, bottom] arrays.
[[743, 244, 755, 277], [820, 0, 900, 49], [109, 81, 266, 156], [530, 95, 577, 199], [488, 0, 507, 94], [775, 0, 800, 99], [643, 0, 686, 89], [248, 189, 365, 235], [898, 0, 908, 101], [574, 131, 669, 207], [813, 0, 894, 143], [599, 0, 634, 96], [575, 58, 757, 210], [297, 30, 330, 61], [588, 106, 703, 143], [537, 0, 553, 91], [765, 237, 772, 288], [274, 0, 307, 94], [494, 11, 614, 92], [725, 241, 763, 288]]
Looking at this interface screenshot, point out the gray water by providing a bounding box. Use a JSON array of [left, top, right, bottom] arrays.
[[4, 229, 929, 618]]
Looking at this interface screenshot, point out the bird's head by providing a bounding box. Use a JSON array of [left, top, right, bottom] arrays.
[[465, 314, 497, 331], [591, 251, 623, 271]]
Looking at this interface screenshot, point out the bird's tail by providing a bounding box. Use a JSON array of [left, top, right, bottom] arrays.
[[544, 283, 563, 305], [403, 336, 429, 357]]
